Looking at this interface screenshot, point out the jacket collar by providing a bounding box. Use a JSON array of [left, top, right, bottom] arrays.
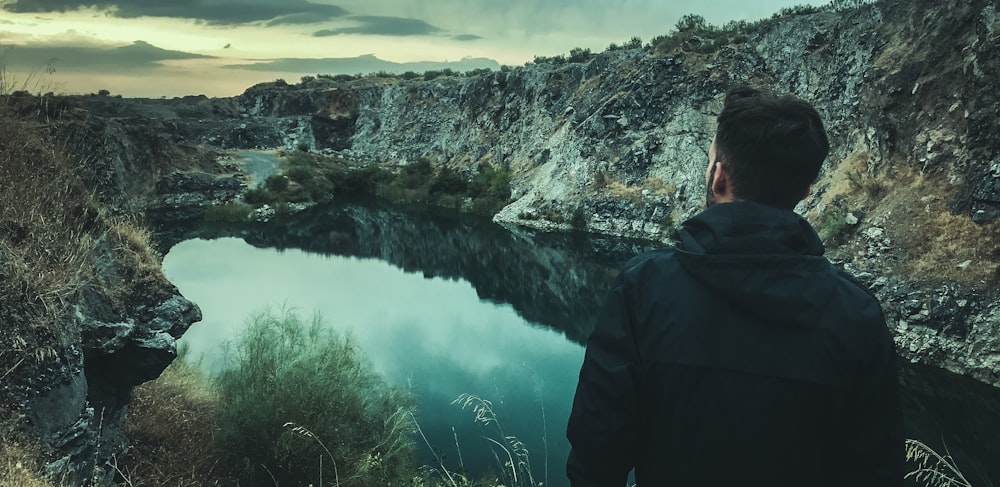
[[678, 201, 825, 256]]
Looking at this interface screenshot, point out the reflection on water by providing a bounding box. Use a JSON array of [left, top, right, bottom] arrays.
[[164, 238, 583, 486], [161, 203, 1000, 486]]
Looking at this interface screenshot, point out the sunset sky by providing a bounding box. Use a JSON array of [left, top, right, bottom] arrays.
[[1, 0, 814, 98]]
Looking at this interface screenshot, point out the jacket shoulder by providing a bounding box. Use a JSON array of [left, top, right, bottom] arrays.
[[622, 248, 679, 273]]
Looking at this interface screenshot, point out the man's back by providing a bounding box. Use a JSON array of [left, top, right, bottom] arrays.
[[566, 201, 903, 486]]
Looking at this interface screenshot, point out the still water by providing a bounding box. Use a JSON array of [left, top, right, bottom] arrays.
[[165, 237, 581, 485], [161, 203, 1000, 486]]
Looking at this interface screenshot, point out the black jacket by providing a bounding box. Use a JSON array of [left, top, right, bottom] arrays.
[[566, 201, 904, 486]]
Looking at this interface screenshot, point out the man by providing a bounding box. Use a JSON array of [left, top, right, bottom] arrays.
[[566, 86, 903, 486]]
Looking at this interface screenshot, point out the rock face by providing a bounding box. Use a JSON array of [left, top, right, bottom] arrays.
[[7, 233, 201, 485]]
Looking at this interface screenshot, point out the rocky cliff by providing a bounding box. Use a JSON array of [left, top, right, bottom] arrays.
[[161, 0, 1000, 384], [0, 102, 203, 484], [3, 0, 1000, 481]]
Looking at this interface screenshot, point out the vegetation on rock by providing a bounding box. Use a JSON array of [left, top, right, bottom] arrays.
[[242, 152, 512, 217]]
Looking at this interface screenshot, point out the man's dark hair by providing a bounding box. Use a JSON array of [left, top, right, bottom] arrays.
[[714, 86, 829, 209]]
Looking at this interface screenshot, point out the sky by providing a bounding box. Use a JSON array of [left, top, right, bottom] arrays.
[[1, 0, 816, 98]]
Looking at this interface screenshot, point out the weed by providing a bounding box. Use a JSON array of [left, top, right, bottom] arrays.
[[213, 308, 416, 486], [264, 174, 289, 192], [452, 394, 538, 487], [591, 172, 609, 191], [905, 439, 972, 487], [0, 105, 100, 331], [815, 197, 856, 246]]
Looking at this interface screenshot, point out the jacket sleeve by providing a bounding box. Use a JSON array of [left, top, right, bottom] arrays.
[[841, 310, 906, 486], [566, 272, 641, 487]]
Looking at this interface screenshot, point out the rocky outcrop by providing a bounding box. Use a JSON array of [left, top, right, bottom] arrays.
[[5, 233, 200, 484]]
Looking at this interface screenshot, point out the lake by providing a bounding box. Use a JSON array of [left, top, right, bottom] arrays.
[[161, 202, 1000, 486]]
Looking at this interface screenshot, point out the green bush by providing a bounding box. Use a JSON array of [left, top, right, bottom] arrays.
[[285, 165, 316, 184], [430, 166, 469, 195], [214, 308, 416, 486], [468, 164, 512, 201], [423, 69, 455, 81], [464, 68, 493, 78], [265, 174, 289, 192], [400, 157, 435, 190], [568, 47, 594, 63], [651, 12, 759, 56], [244, 187, 277, 205], [331, 165, 392, 197]]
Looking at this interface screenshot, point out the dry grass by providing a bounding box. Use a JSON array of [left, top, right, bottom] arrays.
[[0, 108, 100, 332], [0, 94, 114, 486], [603, 176, 676, 203], [809, 151, 1000, 285], [99, 219, 176, 316], [118, 353, 234, 486], [862, 166, 1000, 285], [0, 441, 54, 487]]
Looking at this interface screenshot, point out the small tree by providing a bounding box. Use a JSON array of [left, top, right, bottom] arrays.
[[675, 14, 707, 33]]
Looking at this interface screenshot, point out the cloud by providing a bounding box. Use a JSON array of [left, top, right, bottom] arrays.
[[0, 40, 212, 72], [452, 34, 482, 42], [224, 53, 499, 75], [313, 15, 438, 37], [2, 0, 348, 25]]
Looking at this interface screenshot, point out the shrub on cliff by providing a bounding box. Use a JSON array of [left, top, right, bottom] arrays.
[[214, 308, 416, 486], [651, 13, 755, 55], [468, 164, 512, 203]]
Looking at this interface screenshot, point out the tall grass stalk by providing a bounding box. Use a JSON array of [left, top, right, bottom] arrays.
[[905, 439, 973, 487], [452, 394, 537, 487], [410, 412, 463, 487], [284, 422, 340, 487]]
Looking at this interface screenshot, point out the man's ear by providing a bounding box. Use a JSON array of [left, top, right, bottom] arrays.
[[711, 162, 733, 202]]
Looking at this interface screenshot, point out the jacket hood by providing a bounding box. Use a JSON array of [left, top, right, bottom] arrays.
[[675, 201, 839, 327]]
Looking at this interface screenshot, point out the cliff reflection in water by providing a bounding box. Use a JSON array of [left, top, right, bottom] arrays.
[[163, 201, 659, 344]]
